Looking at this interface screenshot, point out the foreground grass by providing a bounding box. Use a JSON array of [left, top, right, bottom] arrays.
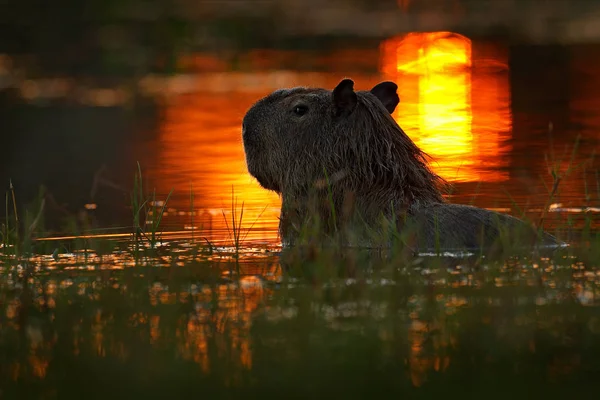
[[0, 241, 599, 399], [0, 144, 599, 398]]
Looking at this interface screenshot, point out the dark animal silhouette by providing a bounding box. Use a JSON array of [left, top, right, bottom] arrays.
[[241, 78, 564, 253]]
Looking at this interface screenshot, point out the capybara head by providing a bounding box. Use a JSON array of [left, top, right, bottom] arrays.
[[241, 78, 446, 206]]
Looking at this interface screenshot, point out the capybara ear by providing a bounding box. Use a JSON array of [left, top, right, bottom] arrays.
[[370, 81, 400, 114], [332, 78, 357, 117]]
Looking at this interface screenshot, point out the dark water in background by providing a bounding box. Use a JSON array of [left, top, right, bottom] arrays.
[[1, 35, 599, 244]]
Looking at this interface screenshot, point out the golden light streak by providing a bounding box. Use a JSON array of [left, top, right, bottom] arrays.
[[381, 32, 510, 183]]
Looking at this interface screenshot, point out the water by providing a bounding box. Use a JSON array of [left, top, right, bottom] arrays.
[[1, 35, 600, 397], [1, 245, 599, 398], [3, 36, 599, 243], [142, 38, 599, 243]]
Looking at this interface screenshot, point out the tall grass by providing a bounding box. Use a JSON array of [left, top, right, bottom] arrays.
[[222, 186, 268, 263], [130, 162, 174, 263], [539, 134, 586, 231], [1, 180, 20, 259], [0, 181, 47, 265]]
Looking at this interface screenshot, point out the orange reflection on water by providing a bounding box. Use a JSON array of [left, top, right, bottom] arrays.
[[381, 32, 510, 183], [156, 92, 282, 243], [151, 73, 382, 244], [2, 262, 279, 381], [177, 271, 275, 374]]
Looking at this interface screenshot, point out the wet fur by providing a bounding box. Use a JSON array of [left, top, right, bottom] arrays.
[[242, 79, 564, 252]]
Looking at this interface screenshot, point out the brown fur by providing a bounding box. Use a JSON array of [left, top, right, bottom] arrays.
[[242, 78, 564, 252]]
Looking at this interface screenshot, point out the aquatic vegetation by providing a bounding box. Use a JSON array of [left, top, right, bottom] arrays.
[[0, 133, 598, 400]]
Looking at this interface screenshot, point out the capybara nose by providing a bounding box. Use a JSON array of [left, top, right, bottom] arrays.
[[241, 107, 260, 143], [241, 117, 251, 141], [241, 111, 251, 133], [241, 114, 257, 147]]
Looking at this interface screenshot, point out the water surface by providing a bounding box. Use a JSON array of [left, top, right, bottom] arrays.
[[136, 35, 600, 245], [2, 34, 599, 243], [1, 33, 600, 397]]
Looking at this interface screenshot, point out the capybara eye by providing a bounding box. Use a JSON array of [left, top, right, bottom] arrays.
[[293, 105, 308, 116]]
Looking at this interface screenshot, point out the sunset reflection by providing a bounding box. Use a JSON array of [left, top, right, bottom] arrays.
[[381, 32, 511, 183], [144, 39, 514, 244], [155, 92, 282, 244], [150, 74, 382, 244]]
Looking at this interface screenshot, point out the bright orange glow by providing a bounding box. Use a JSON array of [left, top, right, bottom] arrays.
[[381, 32, 511, 183], [155, 92, 282, 244], [147, 73, 382, 245]]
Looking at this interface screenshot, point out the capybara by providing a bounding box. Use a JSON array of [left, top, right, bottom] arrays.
[[241, 78, 565, 252]]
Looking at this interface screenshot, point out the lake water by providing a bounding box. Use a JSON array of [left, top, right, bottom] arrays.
[[3, 33, 599, 245], [1, 33, 600, 397]]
